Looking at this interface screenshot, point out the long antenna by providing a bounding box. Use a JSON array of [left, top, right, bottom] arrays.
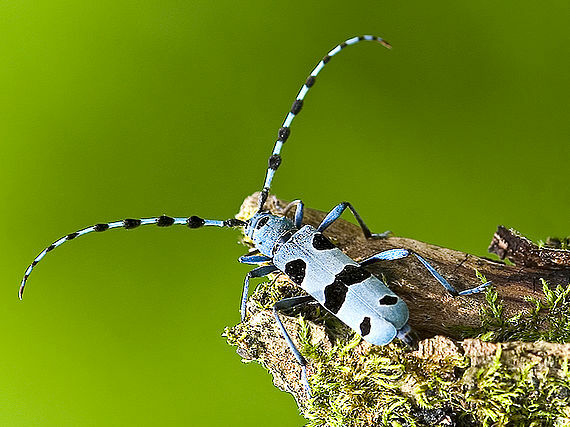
[[257, 35, 391, 211], [19, 216, 245, 299]]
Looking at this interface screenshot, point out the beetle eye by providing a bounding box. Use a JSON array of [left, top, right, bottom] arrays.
[[256, 216, 269, 229]]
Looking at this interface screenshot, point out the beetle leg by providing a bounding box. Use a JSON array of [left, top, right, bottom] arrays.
[[240, 265, 278, 321], [317, 201, 391, 238], [282, 199, 304, 228], [360, 249, 491, 296], [238, 254, 272, 265], [273, 295, 315, 397]]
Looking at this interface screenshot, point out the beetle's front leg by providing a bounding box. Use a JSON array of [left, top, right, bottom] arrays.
[[239, 264, 278, 321]]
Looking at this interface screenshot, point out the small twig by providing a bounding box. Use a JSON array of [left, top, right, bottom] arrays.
[[489, 225, 570, 269]]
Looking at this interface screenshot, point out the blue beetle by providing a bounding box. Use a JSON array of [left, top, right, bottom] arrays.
[[20, 35, 488, 393]]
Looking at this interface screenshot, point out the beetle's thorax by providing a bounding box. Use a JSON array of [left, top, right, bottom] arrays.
[[245, 212, 296, 257]]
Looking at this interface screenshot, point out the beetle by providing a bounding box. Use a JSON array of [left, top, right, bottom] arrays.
[[20, 35, 488, 393]]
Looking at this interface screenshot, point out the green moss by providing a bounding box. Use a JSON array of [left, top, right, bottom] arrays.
[[538, 237, 570, 250], [463, 277, 570, 343], [465, 347, 570, 426], [298, 324, 570, 426], [226, 269, 570, 426], [300, 324, 414, 427]]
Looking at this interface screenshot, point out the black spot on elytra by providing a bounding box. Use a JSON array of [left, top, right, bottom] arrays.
[[360, 317, 371, 336], [336, 264, 371, 285], [324, 279, 347, 314], [284, 259, 306, 285], [312, 233, 335, 250], [323, 265, 372, 314], [379, 295, 398, 305]]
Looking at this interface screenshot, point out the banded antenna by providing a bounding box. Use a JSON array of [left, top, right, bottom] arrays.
[[19, 216, 245, 299], [257, 35, 391, 211]]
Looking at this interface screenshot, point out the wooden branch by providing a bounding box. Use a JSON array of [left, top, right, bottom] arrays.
[[225, 193, 570, 423], [236, 193, 569, 339], [489, 225, 570, 269]]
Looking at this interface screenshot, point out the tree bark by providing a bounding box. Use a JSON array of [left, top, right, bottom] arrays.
[[236, 193, 569, 339]]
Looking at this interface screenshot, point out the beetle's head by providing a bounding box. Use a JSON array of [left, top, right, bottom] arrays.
[[245, 212, 294, 256]]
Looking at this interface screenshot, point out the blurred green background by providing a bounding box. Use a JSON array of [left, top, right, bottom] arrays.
[[1, 1, 568, 425]]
